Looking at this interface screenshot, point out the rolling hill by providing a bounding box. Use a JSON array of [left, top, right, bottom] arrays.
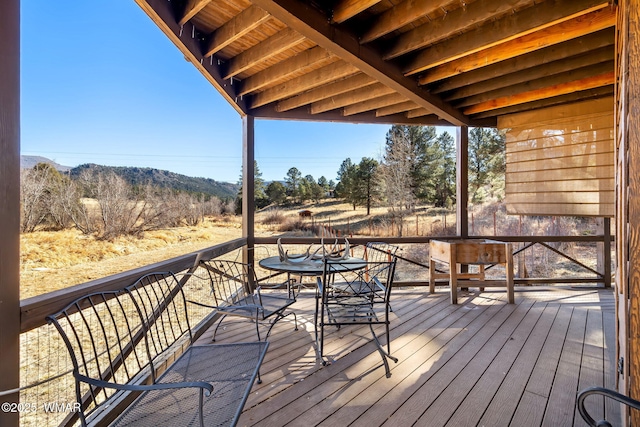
[[69, 164, 239, 199], [21, 156, 238, 200]]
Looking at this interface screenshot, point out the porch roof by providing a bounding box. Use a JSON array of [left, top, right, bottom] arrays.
[[135, 0, 615, 128]]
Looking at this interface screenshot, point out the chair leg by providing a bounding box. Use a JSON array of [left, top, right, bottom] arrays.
[[265, 311, 298, 340], [369, 323, 398, 378], [211, 314, 228, 342], [254, 312, 262, 342]]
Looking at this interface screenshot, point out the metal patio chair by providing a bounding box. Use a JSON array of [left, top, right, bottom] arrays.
[[315, 258, 398, 377], [193, 259, 298, 342]]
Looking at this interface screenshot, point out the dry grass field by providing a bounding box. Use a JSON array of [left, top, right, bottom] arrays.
[[20, 201, 455, 299], [20, 199, 596, 299]]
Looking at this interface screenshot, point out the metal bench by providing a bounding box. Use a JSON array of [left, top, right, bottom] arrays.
[[47, 271, 268, 427]]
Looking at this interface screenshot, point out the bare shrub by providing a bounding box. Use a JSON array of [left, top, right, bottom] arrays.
[[278, 217, 308, 232], [203, 197, 223, 217], [20, 168, 50, 232], [261, 210, 287, 225]]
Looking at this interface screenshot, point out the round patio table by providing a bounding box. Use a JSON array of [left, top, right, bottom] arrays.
[[258, 256, 366, 276]]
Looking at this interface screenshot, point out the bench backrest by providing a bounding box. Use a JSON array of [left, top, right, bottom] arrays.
[[47, 272, 193, 425], [199, 259, 256, 308]]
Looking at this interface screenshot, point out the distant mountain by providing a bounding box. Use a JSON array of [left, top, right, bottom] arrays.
[[21, 155, 71, 172], [70, 164, 239, 200]]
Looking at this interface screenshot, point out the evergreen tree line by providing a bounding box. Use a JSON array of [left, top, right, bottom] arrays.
[[21, 164, 234, 239], [242, 125, 505, 215]]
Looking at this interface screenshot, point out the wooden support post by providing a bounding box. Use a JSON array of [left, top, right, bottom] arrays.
[[597, 217, 612, 288], [456, 126, 469, 238], [604, 217, 611, 288], [242, 115, 256, 287], [457, 126, 469, 279], [0, 0, 21, 425]]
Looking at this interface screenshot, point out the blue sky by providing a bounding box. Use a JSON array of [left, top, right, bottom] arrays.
[[20, 1, 451, 183]]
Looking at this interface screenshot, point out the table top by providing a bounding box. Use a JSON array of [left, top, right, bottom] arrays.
[[259, 256, 366, 275]]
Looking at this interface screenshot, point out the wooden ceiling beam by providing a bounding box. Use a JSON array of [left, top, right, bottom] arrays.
[[204, 5, 271, 57], [276, 73, 376, 111], [239, 46, 335, 96], [463, 71, 614, 115], [332, 0, 382, 24], [430, 29, 614, 94], [311, 83, 395, 114], [376, 101, 421, 117], [473, 86, 613, 119], [360, 0, 450, 44], [250, 0, 470, 126], [418, 7, 616, 84], [383, 0, 534, 59], [446, 48, 614, 102], [404, 1, 611, 75], [135, 0, 247, 115], [457, 61, 613, 107], [178, 0, 212, 26], [224, 28, 306, 79], [407, 108, 431, 118], [252, 103, 454, 125], [343, 93, 407, 116], [250, 61, 359, 108]]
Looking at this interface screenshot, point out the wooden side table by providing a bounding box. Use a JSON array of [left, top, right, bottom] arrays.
[[429, 239, 514, 304]]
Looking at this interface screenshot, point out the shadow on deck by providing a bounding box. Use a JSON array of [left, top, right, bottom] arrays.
[[195, 286, 617, 427]]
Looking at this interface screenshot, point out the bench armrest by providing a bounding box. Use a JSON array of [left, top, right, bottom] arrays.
[[76, 373, 214, 396]]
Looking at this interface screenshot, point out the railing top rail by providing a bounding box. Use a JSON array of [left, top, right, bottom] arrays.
[[255, 235, 610, 245], [20, 238, 246, 333]]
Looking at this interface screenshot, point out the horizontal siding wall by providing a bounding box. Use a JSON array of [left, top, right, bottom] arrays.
[[499, 97, 614, 217]]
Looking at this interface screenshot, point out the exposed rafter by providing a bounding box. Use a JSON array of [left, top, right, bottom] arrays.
[[430, 29, 614, 94], [204, 5, 271, 57], [417, 7, 616, 84], [382, 0, 534, 59], [360, 0, 450, 44], [311, 83, 395, 114], [404, 1, 611, 75], [179, 0, 212, 26], [135, 0, 246, 115], [250, 0, 471, 126], [332, 0, 382, 24], [407, 108, 431, 118], [376, 101, 420, 117], [471, 86, 614, 119], [343, 93, 407, 116], [239, 47, 336, 96], [250, 61, 359, 108], [224, 28, 306, 79], [447, 50, 614, 102], [457, 61, 613, 108], [276, 73, 376, 111], [463, 71, 614, 114]]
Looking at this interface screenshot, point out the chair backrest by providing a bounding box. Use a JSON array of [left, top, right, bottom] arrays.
[[364, 242, 399, 262], [47, 272, 192, 425], [199, 259, 257, 308], [364, 242, 399, 283], [323, 259, 397, 302]]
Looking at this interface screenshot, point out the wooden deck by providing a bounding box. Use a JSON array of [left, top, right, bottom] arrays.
[[195, 286, 618, 427]]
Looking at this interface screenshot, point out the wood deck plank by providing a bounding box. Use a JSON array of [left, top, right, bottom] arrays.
[[574, 308, 606, 426], [541, 307, 589, 427], [240, 292, 457, 425], [310, 295, 504, 427], [417, 302, 547, 426], [602, 306, 620, 424], [192, 287, 618, 427], [449, 304, 561, 427], [377, 298, 533, 426]]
